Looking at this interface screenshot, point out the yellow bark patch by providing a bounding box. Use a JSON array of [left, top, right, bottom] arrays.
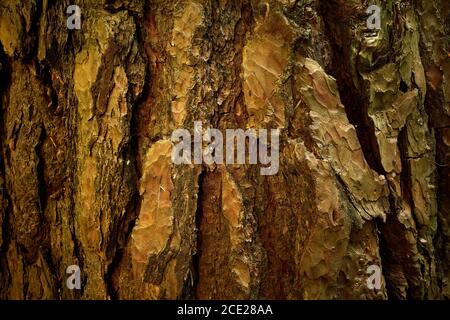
[[131, 140, 174, 273]]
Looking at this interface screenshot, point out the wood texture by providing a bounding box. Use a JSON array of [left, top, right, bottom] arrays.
[[0, 0, 449, 299]]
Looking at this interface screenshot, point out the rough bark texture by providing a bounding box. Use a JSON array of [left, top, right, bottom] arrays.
[[0, 0, 449, 299]]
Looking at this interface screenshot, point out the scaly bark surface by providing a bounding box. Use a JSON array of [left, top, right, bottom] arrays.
[[0, 0, 448, 299]]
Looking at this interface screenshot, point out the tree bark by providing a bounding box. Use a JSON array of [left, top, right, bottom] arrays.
[[0, 0, 449, 299]]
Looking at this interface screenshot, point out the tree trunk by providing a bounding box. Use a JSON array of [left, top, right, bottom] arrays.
[[0, 0, 449, 299]]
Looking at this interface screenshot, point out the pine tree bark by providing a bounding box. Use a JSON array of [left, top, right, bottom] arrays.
[[0, 0, 449, 299]]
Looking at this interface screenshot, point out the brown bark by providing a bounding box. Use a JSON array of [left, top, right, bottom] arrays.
[[0, 0, 449, 299]]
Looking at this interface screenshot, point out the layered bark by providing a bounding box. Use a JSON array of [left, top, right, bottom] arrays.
[[0, 0, 448, 299]]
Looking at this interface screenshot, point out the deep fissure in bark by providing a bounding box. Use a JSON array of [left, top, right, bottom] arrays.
[[319, 0, 385, 175]]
